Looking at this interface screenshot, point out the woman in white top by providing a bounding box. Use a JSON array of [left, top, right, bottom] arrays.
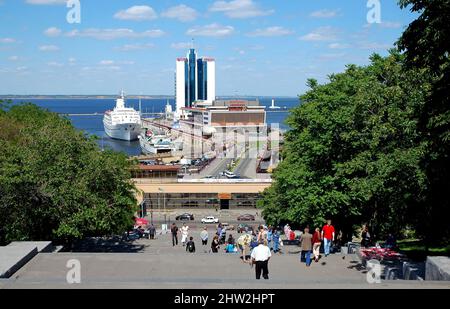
[[181, 224, 189, 246]]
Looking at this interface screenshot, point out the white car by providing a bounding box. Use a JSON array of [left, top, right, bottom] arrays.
[[201, 216, 219, 224]]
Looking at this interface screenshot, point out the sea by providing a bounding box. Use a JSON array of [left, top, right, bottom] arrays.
[[8, 97, 300, 156]]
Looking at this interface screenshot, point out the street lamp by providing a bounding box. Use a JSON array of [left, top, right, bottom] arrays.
[[159, 188, 166, 227]]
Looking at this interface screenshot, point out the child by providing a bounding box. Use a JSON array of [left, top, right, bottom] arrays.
[[186, 236, 196, 253]]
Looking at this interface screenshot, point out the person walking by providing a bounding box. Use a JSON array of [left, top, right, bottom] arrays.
[[272, 228, 281, 253], [321, 219, 335, 257], [211, 235, 220, 253], [267, 226, 273, 250], [299, 227, 313, 267], [257, 226, 267, 242], [200, 227, 209, 246], [186, 236, 196, 253], [181, 223, 189, 246], [250, 239, 272, 280], [312, 227, 322, 262], [171, 223, 179, 247], [361, 225, 371, 248], [237, 234, 252, 263], [148, 224, 156, 240]]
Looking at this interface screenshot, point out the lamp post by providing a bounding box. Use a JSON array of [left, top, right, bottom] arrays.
[[159, 188, 166, 227]]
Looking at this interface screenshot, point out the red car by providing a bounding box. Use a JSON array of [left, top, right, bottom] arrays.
[[237, 214, 255, 221]]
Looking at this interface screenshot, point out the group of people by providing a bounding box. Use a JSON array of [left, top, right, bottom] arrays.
[[170, 223, 235, 254], [297, 220, 336, 267], [167, 219, 338, 279]]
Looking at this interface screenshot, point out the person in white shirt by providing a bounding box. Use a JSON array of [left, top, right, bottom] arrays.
[[200, 227, 209, 246], [181, 224, 189, 246], [250, 239, 272, 280]]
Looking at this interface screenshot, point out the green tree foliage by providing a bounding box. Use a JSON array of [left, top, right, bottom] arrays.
[[397, 0, 450, 245], [258, 52, 431, 239], [0, 103, 137, 245]]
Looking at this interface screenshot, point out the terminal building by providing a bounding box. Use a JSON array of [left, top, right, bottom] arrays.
[[132, 165, 271, 210], [180, 99, 267, 136]]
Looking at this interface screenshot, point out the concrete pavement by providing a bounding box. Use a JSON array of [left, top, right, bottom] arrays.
[[2, 229, 450, 289]]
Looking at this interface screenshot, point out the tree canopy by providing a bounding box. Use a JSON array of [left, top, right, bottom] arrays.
[[0, 102, 138, 245], [258, 52, 431, 240], [259, 0, 450, 246]]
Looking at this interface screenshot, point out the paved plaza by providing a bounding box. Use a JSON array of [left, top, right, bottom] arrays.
[[1, 228, 449, 289]]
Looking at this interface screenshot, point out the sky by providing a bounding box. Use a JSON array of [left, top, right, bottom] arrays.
[[0, 0, 417, 96]]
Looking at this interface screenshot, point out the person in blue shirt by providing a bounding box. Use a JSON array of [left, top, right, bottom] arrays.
[[272, 228, 281, 253]]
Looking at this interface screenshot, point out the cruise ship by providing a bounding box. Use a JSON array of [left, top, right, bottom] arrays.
[[103, 91, 141, 141]]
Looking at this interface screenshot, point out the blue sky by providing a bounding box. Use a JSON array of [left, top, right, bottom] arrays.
[[0, 0, 417, 96]]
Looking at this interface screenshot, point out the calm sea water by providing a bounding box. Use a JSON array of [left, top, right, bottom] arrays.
[[10, 97, 299, 156]]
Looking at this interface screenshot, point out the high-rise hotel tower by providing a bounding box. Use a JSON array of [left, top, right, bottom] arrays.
[[175, 48, 216, 119]]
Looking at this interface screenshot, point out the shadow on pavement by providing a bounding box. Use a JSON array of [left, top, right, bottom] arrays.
[[61, 237, 147, 253]]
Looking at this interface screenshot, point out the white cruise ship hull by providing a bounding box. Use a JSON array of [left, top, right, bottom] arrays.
[[104, 122, 141, 141]]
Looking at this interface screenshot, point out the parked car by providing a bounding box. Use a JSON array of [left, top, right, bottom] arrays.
[[201, 216, 219, 224], [237, 224, 254, 234], [237, 214, 256, 221], [175, 213, 195, 221], [221, 223, 235, 231], [224, 171, 238, 179]]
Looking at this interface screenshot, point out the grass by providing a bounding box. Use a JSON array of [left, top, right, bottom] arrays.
[[397, 239, 450, 261]]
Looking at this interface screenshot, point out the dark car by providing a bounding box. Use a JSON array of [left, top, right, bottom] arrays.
[[237, 214, 256, 221], [237, 224, 254, 234], [175, 213, 195, 221]]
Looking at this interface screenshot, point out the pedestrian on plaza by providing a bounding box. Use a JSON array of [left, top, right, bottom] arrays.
[[237, 234, 252, 263], [250, 239, 272, 280], [200, 227, 209, 247], [211, 235, 220, 253], [321, 219, 335, 257], [267, 226, 273, 250], [272, 228, 281, 253], [299, 227, 313, 267], [312, 227, 322, 262], [257, 226, 267, 242], [181, 223, 189, 246], [186, 236, 196, 253], [361, 225, 371, 248], [171, 223, 179, 247], [148, 224, 156, 240]]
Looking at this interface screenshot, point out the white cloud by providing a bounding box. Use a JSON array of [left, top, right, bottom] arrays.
[[114, 6, 157, 21], [65, 28, 165, 40], [25, 0, 66, 5], [0, 38, 16, 43], [247, 26, 294, 37], [47, 61, 64, 67], [100, 60, 115, 66], [310, 9, 340, 18], [359, 42, 392, 50], [44, 27, 62, 37], [186, 24, 234, 37], [328, 43, 350, 49], [8, 56, 19, 61], [39, 45, 60, 52], [210, 0, 274, 19], [171, 42, 194, 50], [162, 5, 199, 22], [299, 27, 339, 42], [115, 43, 155, 51]]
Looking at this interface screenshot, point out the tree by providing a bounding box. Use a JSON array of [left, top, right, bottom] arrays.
[[397, 0, 450, 246], [258, 52, 431, 240], [0, 102, 138, 245]]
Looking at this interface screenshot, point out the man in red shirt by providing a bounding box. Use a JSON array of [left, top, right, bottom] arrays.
[[321, 219, 335, 257]]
